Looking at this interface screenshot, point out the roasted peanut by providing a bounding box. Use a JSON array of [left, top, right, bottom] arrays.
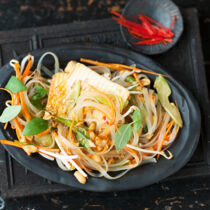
[[89, 131, 96, 141], [22, 145, 37, 155], [74, 171, 86, 184], [89, 122, 96, 131], [141, 78, 150, 86], [91, 154, 102, 163]]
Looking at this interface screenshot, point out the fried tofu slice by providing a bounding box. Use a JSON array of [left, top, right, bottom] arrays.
[[46, 61, 130, 118]]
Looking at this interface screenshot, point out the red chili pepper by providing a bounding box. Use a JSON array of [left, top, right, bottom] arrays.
[[168, 16, 176, 30], [138, 14, 155, 35], [111, 12, 176, 46]]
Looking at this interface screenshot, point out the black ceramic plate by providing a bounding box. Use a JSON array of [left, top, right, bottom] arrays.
[[0, 44, 200, 192], [121, 0, 184, 55]]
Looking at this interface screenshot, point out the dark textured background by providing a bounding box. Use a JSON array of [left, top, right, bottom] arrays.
[[0, 0, 210, 209]]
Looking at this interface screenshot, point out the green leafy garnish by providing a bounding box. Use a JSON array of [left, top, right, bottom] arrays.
[[75, 130, 91, 150], [30, 86, 48, 110], [131, 110, 142, 132], [114, 124, 132, 151], [32, 86, 48, 100], [22, 118, 48, 136], [5, 76, 27, 93], [0, 105, 21, 123], [30, 99, 44, 110], [154, 76, 183, 127]]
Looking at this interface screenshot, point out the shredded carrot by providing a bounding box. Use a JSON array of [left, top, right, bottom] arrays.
[[22, 55, 33, 79], [15, 128, 22, 141], [53, 122, 58, 128], [13, 63, 21, 80], [125, 146, 137, 155], [133, 72, 143, 87], [4, 122, 8, 130], [157, 120, 174, 159], [36, 128, 50, 138], [80, 58, 168, 77], [14, 93, 20, 105], [69, 114, 76, 140], [36, 146, 60, 153], [19, 92, 31, 121], [0, 140, 23, 148], [12, 63, 31, 121], [38, 150, 54, 158]]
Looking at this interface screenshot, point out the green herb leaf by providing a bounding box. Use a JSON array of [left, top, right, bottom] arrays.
[[75, 130, 91, 150], [0, 105, 21, 123], [5, 76, 27, 93], [131, 110, 142, 132], [22, 118, 48, 136], [114, 124, 132, 151], [30, 99, 44, 110], [32, 86, 48, 100]]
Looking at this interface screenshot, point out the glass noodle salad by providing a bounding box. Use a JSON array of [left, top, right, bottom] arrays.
[[0, 52, 183, 184]]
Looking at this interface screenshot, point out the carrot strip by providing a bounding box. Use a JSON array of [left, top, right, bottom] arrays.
[[69, 114, 76, 140], [36, 128, 50, 138], [22, 56, 33, 79], [15, 127, 22, 141], [80, 58, 168, 77], [0, 140, 23, 148], [14, 93, 20, 105], [157, 120, 174, 159], [38, 150, 54, 158], [4, 122, 8, 130], [14, 63, 21, 80], [19, 92, 31, 121], [36, 146, 60, 153], [133, 72, 143, 87]]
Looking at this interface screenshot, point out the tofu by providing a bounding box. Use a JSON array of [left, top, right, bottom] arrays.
[[46, 61, 130, 117]]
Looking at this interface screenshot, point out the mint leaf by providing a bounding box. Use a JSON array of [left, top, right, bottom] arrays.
[[5, 76, 27, 93], [32, 86, 48, 100], [114, 124, 132, 151], [131, 110, 142, 132], [0, 105, 21, 123], [30, 99, 44, 110], [22, 118, 48, 136]]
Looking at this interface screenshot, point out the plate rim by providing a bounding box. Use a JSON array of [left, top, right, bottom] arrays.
[[0, 43, 201, 192]]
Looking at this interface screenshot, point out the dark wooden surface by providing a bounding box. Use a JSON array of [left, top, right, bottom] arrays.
[[0, 0, 210, 209]]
